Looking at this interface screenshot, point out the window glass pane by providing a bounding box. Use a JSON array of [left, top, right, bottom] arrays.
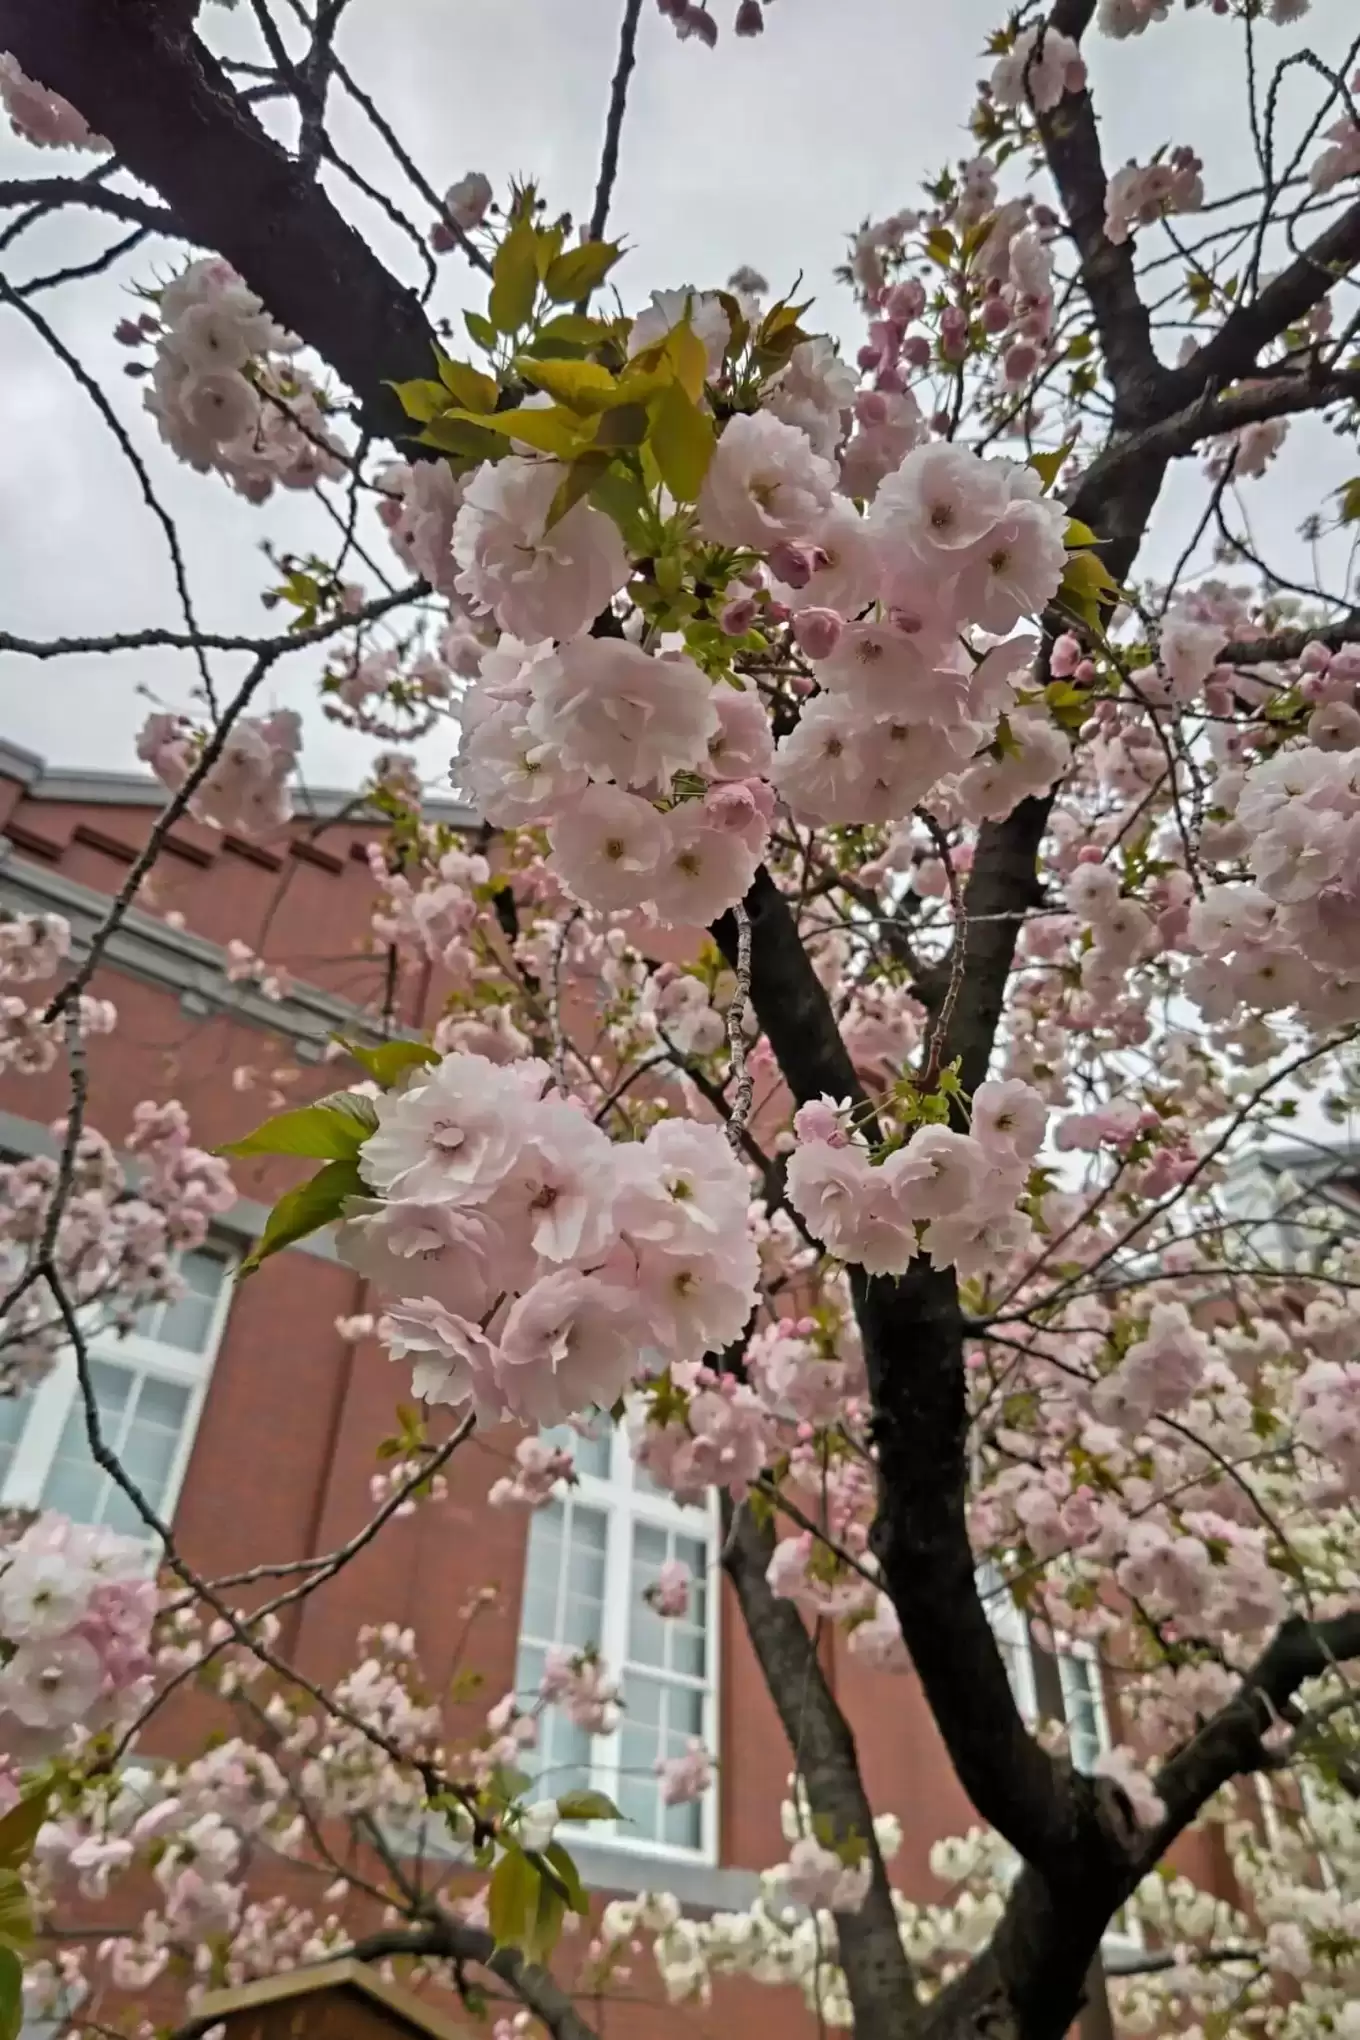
[[562, 1507, 606, 1648], [519, 1505, 564, 1642], [1060, 1655, 1104, 1772], [541, 1422, 611, 1481], [155, 1250, 227, 1353], [41, 1360, 188, 1534], [0, 1392, 34, 1490], [118, 1378, 190, 1497]]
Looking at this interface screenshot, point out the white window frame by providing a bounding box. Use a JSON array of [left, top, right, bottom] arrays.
[[514, 1424, 721, 1868], [0, 1244, 235, 1539], [980, 1565, 1142, 1953]]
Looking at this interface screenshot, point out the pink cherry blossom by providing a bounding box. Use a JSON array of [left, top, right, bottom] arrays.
[[696, 411, 837, 550], [453, 457, 629, 642]]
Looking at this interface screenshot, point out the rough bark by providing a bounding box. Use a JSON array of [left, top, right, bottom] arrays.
[[722, 1499, 921, 2040], [0, 0, 439, 442]]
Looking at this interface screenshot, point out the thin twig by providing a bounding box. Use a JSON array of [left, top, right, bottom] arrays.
[[724, 899, 754, 1156], [587, 0, 645, 245]]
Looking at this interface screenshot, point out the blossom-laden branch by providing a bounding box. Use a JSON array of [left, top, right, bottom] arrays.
[[3, 6, 1360, 2040]]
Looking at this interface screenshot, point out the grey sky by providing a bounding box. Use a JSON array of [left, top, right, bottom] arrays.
[[1, 0, 1356, 790]]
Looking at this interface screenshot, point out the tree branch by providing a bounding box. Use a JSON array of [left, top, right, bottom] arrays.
[[720, 1498, 920, 2040], [0, 0, 440, 442], [1220, 609, 1360, 665], [1033, 19, 1174, 426], [0, 175, 179, 235], [1145, 1607, 1360, 1862], [1166, 194, 1360, 401]]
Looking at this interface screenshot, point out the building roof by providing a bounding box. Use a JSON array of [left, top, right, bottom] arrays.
[[193, 1956, 471, 2040], [0, 738, 476, 830]]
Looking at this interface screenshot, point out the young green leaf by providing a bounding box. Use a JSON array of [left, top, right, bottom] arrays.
[[436, 353, 500, 413], [648, 380, 715, 502], [434, 404, 591, 461], [524, 1876, 566, 1966], [465, 309, 497, 351], [546, 451, 614, 530], [387, 378, 451, 423], [543, 240, 623, 305], [0, 1873, 31, 1953], [0, 1945, 21, 2040], [489, 218, 541, 334], [218, 1091, 378, 1161], [0, 1792, 50, 1875], [515, 356, 619, 415], [335, 1038, 440, 1089], [487, 1846, 540, 1950], [554, 1788, 621, 1822], [543, 1840, 589, 1915], [417, 414, 507, 463], [238, 1157, 364, 1277]]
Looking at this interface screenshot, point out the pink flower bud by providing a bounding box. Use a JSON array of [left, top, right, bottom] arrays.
[[1050, 633, 1082, 678], [875, 363, 906, 394], [1003, 340, 1040, 384], [884, 279, 926, 324], [857, 343, 881, 371], [793, 1099, 847, 1147], [855, 389, 889, 428], [767, 541, 812, 589], [981, 294, 1012, 335], [1075, 659, 1097, 684], [1076, 844, 1103, 865], [114, 318, 144, 346], [721, 594, 758, 634], [902, 334, 932, 369], [734, 0, 764, 31], [793, 608, 843, 660]]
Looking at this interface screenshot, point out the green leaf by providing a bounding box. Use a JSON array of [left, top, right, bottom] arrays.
[[436, 353, 499, 413], [488, 1846, 540, 1950], [1064, 517, 1099, 547], [515, 356, 619, 415], [543, 240, 623, 304], [554, 1788, 621, 1822], [538, 312, 611, 346], [524, 1876, 566, 1966], [388, 378, 450, 423], [238, 1157, 364, 1277], [435, 404, 590, 460], [336, 1038, 440, 1089], [218, 1091, 377, 1161], [648, 380, 715, 501], [1338, 476, 1360, 524], [465, 309, 497, 351], [489, 218, 541, 334], [0, 1945, 21, 2040], [1027, 442, 1073, 493], [546, 450, 614, 529], [0, 1793, 49, 1875], [417, 414, 507, 463], [593, 401, 650, 450], [0, 1874, 30, 1953], [543, 1840, 589, 1915], [1058, 549, 1119, 630]]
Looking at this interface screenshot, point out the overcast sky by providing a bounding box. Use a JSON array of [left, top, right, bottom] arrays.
[[2, 0, 1356, 793]]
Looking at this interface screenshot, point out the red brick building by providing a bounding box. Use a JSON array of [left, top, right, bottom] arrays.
[[0, 738, 1234, 2037]]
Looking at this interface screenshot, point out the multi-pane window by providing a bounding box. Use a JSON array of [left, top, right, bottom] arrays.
[[0, 1247, 232, 1537], [513, 1424, 718, 1860], [979, 1564, 1109, 1770]]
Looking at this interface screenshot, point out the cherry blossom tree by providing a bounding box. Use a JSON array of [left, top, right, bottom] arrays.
[[1, 4, 1359, 2040]]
